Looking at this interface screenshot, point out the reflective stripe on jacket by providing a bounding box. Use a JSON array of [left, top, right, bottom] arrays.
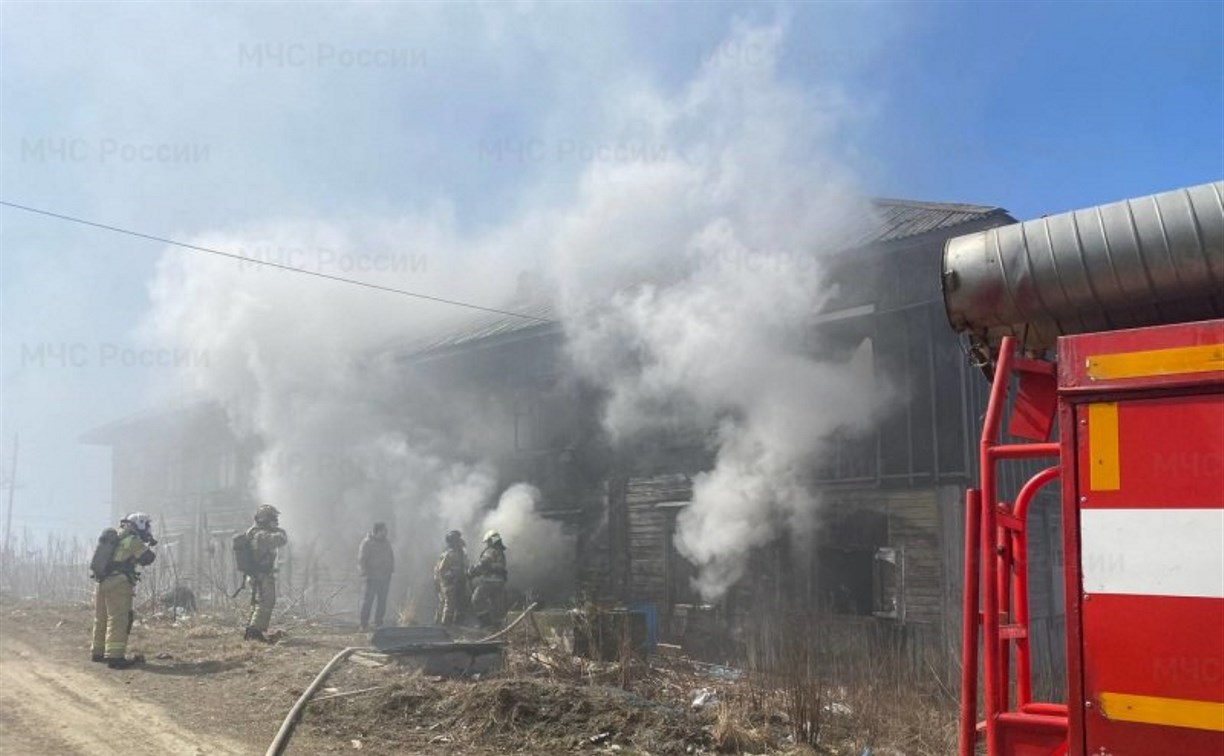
[[109, 532, 150, 582]]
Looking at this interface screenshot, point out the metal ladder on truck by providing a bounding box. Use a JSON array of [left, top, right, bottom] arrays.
[[944, 181, 1224, 756]]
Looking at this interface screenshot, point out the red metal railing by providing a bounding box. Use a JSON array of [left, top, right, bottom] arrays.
[[959, 336, 1066, 756]]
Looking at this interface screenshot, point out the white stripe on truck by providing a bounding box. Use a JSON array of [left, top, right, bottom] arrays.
[[1080, 508, 1224, 599]]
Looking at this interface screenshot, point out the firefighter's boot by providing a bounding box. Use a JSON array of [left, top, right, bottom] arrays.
[[243, 626, 268, 642], [106, 656, 140, 670]]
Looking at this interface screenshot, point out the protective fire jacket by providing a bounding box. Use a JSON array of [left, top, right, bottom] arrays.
[[473, 545, 507, 582], [247, 525, 287, 573], [108, 532, 151, 583], [434, 546, 467, 588]]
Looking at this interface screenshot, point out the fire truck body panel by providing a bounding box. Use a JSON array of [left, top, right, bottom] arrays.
[[1061, 321, 1224, 754], [945, 181, 1224, 756]]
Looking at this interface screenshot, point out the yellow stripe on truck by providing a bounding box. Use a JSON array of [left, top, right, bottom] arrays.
[[1099, 692, 1224, 732], [1087, 402, 1120, 491], [1086, 344, 1224, 380]]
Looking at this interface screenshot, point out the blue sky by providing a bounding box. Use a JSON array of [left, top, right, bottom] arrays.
[[1, 2, 1220, 538]]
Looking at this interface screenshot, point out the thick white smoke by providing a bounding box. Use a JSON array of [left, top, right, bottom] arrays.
[[146, 20, 882, 606], [551, 25, 884, 598], [480, 484, 573, 599]]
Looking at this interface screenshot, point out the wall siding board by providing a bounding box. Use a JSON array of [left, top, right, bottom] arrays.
[[625, 474, 692, 615]]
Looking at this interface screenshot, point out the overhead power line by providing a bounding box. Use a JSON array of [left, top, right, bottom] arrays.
[[0, 200, 554, 324]]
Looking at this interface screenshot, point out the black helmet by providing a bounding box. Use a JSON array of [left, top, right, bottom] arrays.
[[445, 530, 464, 547]]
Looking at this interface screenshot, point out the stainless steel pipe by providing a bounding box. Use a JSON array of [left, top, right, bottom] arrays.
[[943, 181, 1223, 357]]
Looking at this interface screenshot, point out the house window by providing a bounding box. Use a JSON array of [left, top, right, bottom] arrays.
[[659, 502, 699, 608], [818, 546, 876, 615], [809, 310, 878, 482], [872, 547, 903, 619], [816, 508, 888, 616]]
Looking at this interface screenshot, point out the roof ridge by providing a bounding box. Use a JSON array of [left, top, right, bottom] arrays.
[[871, 196, 1004, 214]]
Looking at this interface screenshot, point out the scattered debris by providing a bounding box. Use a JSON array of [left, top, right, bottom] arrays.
[[313, 685, 390, 703], [697, 663, 743, 681]]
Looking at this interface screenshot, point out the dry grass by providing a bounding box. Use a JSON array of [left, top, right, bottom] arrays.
[[1, 533, 958, 755], [0, 532, 93, 604], [184, 624, 225, 639], [710, 701, 769, 753]]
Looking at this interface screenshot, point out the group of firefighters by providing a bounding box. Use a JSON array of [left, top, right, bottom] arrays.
[[357, 522, 510, 630], [433, 527, 509, 629], [89, 506, 509, 668]]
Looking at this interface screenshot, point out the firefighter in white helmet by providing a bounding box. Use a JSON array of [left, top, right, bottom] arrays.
[[90, 512, 157, 668], [469, 529, 508, 629], [244, 504, 287, 642]]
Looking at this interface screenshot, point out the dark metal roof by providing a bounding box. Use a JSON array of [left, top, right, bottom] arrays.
[[393, 197, 1010, 360], [861, 197, 1009, 244]]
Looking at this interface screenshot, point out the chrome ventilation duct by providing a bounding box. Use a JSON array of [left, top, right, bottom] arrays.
[[943, 181, 1223, 364]]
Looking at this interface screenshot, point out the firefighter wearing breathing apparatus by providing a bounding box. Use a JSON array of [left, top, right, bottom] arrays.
[[243, 504, 287, 642], [90, 512, 157, 669], [470, 529, 508, 629], [433, 530, 467, 625]]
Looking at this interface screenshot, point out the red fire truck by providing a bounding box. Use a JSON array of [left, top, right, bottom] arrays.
[[942, 181, 1223, 755]]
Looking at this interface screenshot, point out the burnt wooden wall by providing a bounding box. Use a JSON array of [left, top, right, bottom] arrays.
[[817, 488, 943, 624], [622, 474, 692, 636]]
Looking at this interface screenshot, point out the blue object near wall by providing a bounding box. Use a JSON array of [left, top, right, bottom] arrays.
[[629, 602, 658, 652]]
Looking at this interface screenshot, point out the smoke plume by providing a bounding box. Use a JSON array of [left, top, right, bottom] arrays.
[[146, 20, 882, 606], [551, 25, 883, 598]]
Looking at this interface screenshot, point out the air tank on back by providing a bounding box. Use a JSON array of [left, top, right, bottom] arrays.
[[942, 181, 1223, 364]]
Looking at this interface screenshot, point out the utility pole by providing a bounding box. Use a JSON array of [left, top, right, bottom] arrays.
[[2, 434, 18, 563]]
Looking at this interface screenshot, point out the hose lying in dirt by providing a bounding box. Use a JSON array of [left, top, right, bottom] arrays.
[[312, 684, 389, 702], [476, 602, 539, 643], [267, 607, 538, 754], [265, 646, 369, 756]]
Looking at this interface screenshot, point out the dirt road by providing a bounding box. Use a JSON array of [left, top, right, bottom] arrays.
[[0, 634, 253, 756]]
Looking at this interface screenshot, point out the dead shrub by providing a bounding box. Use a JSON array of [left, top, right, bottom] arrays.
[[710, 701, 768, 753]]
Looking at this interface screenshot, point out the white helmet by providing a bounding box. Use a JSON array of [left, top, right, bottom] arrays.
[[122, 512, 153, 535], [482, 529, 501, 544]]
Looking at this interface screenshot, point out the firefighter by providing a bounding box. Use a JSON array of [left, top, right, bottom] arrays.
[[433, 530, 467, 625], [90, 512, 157, 669], [357, 521, 394, 631], [243, 504, 287, 642], [470, 529, 508, 629]]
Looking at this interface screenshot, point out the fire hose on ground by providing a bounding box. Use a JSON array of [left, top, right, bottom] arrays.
[[264, 603, 540, 756], [264, 646, 367, 756]]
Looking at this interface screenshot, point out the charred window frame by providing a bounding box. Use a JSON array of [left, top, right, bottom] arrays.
[[876, 302, 950, 484], [507, 336, 565, 454], [872, 546, 904, 619], [657, 502, 699, 610], [513, 382, 577, 454], [815, 508, 888, 616], [808, 306, 878, 483]]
